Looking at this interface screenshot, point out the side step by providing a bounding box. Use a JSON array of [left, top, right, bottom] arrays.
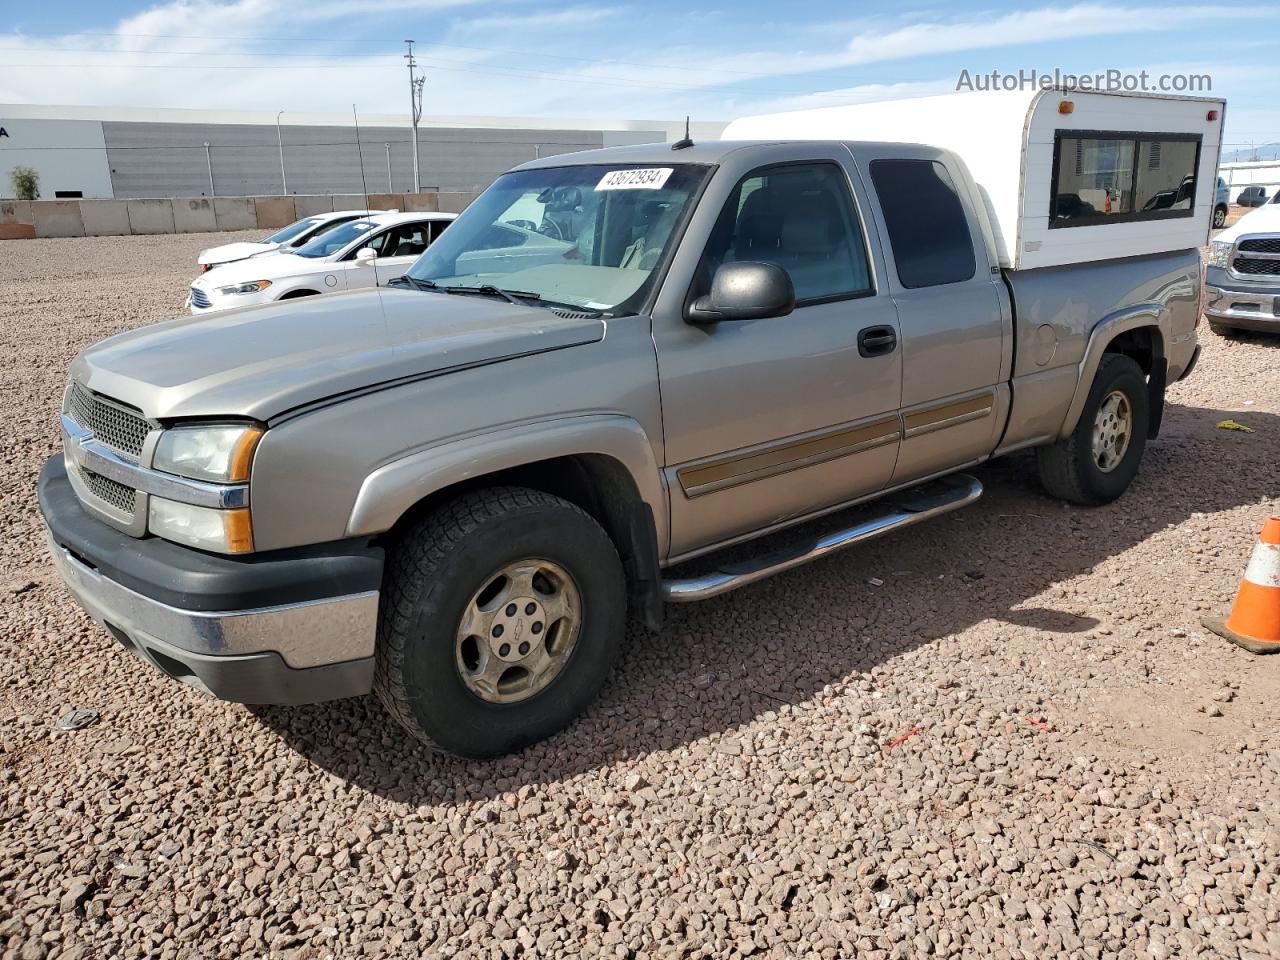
[[660, 473, 983, 602]]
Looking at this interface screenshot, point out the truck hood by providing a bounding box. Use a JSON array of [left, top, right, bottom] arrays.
[[1217, 203, 1280, 244], [71, 288, 605, 422], [198, 240, 278, 267]]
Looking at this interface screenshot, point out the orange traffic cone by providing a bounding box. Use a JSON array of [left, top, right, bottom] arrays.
[[1203, 517, 1280, 654]]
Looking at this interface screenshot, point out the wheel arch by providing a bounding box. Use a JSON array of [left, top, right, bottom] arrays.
[[278, 288, 321, 300], [347, 416, 668, 629], [1059, 309, 1167, 440]]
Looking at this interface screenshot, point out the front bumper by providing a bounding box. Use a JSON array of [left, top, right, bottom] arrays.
[[39, 455, 383, 705], [1203, 267, 1280, 331]]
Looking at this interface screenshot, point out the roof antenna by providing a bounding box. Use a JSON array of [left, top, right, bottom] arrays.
[[671, 116, 693, 151]]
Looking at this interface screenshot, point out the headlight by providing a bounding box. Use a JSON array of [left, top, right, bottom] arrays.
[[1205, 241, 1233, 269], [217, 280, 272, 296], [153, 424, 262, 483], [149, 498, 253, 554]]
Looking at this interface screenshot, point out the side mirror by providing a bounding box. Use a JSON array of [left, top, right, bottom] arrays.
[[685, 261, 795, 325], [355, 247, 377, 264]]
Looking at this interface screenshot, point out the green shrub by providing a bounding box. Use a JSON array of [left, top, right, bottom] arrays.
[[10, 166, 39, 200]]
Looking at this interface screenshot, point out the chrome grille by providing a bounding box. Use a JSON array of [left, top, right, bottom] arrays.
[[1231, 257, 1280, 277], [64, 381, 150, 457], [190, 286, 212, 309], [81, 468, 137, 517], [1238, 237, 1280, 254]]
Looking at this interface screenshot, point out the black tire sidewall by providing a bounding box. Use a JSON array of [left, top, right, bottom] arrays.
[[1072, 355, 1149, 503], [394, 503, 624, 757]]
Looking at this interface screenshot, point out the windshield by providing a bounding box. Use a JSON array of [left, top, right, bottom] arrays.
[[263, 217, 324, 245], [294, 220, 377, 258], [406, 163, 710, 313]]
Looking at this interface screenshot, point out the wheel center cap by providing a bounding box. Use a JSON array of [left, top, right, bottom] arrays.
[[489, 596, 545, 662]]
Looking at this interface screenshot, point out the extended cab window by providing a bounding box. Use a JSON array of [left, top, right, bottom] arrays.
[[1050, 131, 1200, 227], [869, 159, 976, 289], [697, 162, 873, 304]]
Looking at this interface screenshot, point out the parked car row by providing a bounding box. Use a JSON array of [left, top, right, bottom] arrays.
[[197, 208, 397, 272], [189, 211, 457, 313]]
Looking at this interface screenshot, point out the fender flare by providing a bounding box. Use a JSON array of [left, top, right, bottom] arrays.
[[344, 414, 669, 556], [1058, 306, 1166, 439]]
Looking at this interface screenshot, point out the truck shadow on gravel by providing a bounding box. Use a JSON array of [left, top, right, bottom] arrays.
[[251, 399, 1277, 803]]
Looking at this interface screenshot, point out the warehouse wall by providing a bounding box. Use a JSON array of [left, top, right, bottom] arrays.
[[100, 121, 628, 198], [0, 118, 115, 198]]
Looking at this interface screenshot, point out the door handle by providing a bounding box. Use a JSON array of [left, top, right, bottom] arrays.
[[858, 325, 897, 358]]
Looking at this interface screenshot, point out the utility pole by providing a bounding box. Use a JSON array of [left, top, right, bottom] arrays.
[[203, 141, 215, 196], [404, 39, 425, 193], [276, 110, 288, 194]]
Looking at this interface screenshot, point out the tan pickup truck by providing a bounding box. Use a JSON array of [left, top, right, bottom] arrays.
[[41, 102, 1209, 756]]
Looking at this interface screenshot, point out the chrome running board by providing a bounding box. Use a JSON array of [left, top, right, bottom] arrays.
[[660, 474, 983, 602]]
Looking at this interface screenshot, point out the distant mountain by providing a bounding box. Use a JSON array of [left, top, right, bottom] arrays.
[[1221, 144, 1280, 163]]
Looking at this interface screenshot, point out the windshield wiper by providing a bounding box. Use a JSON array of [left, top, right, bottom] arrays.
[[388, 276, 440, 292], [442, 284, 541, 307]]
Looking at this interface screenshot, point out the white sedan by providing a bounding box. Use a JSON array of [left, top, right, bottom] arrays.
[[196, 208, 395, 272], [188, 212, 456, 313]]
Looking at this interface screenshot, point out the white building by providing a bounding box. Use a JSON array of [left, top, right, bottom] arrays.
[[0, 103, 725, 200]]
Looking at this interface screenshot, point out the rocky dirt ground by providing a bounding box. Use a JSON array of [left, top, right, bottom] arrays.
[[2, 232, 1279, 960]]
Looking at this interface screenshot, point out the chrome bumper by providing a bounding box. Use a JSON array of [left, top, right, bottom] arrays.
[[1203, 283, 1280, 325], [48, 535, 377, 704]]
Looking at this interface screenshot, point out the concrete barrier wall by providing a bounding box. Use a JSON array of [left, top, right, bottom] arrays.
[[2, 192, 479, 241], [80, 200, 132, 236], [127, 199, 176, 235], [34, 201, 86, 238], [0, 201, 36, 240], [254, 197, 296, 229], [293, 195, 334, 217], [173, 198, 217, 234]]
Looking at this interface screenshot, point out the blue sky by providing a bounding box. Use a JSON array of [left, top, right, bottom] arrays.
[[2, 1, 1277, 152]]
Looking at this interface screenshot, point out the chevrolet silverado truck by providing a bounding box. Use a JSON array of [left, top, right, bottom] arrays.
[[40, 89, 1212, 757]]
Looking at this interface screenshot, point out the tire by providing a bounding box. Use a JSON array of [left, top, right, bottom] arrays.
[[1213, 205, 1227, 229], [1037, 353, 1150, 506], [1210, 322, 1240, 338], [374, 486, 626, 758]]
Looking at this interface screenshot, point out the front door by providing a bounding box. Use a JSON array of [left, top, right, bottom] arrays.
[[652, 150, 904, 559], [344, 222, 434, 290]]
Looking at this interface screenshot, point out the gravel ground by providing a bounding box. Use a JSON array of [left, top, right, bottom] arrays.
[[2, 232, 1280, 960]]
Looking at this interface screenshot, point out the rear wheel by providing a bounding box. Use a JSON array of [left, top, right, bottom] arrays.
[[374, 486, 625, 758], [1037, 353, 1150, 506]]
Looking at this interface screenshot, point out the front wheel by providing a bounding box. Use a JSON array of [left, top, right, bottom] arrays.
[[1213, 205, 1227, 229], [1036, 353, 1150, 506], [374, 486, 625, 758]]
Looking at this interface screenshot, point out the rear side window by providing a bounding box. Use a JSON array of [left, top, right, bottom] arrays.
[[869, 159, 976, 289]]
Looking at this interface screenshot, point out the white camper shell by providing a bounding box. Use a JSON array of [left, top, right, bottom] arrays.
[[723, 89, 1226, 271]]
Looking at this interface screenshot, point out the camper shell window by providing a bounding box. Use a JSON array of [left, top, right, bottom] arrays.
[[1050, 130, 1201, 229]]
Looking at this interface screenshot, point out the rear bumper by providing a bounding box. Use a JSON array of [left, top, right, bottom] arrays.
[[39, 455, 382, 705]]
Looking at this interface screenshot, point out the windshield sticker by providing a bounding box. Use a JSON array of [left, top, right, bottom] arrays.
[[596, 168, 674, 191]]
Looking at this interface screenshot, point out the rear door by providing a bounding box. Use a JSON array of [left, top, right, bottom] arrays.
[[854, 147, 1010, 484]]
